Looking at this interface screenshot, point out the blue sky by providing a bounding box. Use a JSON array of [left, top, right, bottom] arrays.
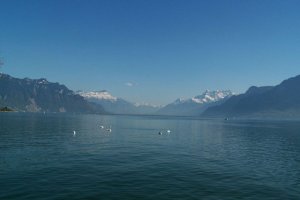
[[1, 0, 300, 105]]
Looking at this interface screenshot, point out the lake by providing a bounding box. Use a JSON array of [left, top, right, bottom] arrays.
[[0, 113, 299, 199]]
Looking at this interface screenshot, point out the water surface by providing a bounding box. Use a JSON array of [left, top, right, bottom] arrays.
[[0, 113, 299, 199]]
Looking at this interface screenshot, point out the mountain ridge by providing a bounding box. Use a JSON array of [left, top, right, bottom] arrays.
[[0, 73, 106, 113], [202, 75, 300, 118], [78, 90, 160, 114], [157, 90, 234, 116]]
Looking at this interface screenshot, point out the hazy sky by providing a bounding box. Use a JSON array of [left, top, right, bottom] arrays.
[[1, 0, 300, 105]]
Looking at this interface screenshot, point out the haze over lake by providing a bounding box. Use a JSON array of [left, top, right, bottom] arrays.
[[1, 113, 299, 199]]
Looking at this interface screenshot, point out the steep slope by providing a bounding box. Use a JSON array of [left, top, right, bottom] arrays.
[[202, 75, 300, 118], [0, 74, 105, 113], [157, 90, 234, 116]]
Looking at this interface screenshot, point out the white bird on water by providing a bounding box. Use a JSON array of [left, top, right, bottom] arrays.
[[73, 130, 76, 136], [158, 129, 171, 135], [99, 125, 104, 129], [106, 126, 112, 132]]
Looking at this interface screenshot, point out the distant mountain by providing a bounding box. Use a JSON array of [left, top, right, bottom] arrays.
[[157, 90, 234, 116], [0, 74, 105, 113], [202, 75, 300, 118], [78, 90, 160, 114]]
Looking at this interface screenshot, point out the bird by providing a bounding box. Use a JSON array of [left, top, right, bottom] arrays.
[[166, 129, 171, 134], [73, 130, 76, 136], [106, 126, 112, 132], [158, 131, 163, 135], [99, 125, 104, 129]]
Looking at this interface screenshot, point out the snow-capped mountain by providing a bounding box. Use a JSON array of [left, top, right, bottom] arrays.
[[202, 74, 300, 118], [0, 74, 105, 113], [77, 90, 117, 101], [77, 90, 160, 114], [173, 90, 234, 105], [157, 90, 234, 116]]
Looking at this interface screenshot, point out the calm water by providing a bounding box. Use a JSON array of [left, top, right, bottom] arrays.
[[0, 113, 299, 200]]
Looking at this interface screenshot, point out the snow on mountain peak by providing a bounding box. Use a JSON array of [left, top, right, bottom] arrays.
[[173, 98, 186, 105], [192, 90, 233, 104], [37, 78, 49, 84], [172, 90, 234, 105], [77, 90, 118, 101]]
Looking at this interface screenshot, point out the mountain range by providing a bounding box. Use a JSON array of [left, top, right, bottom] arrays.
[[202, 74, 300, 118], [2, 73, 300, 118], [156, 90, 234, 116], [77, 90, 160, 115], [0, 73, 105, 113]]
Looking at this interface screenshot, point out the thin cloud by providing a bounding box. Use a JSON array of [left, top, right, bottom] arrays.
[[125, 82, 137, 87]]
